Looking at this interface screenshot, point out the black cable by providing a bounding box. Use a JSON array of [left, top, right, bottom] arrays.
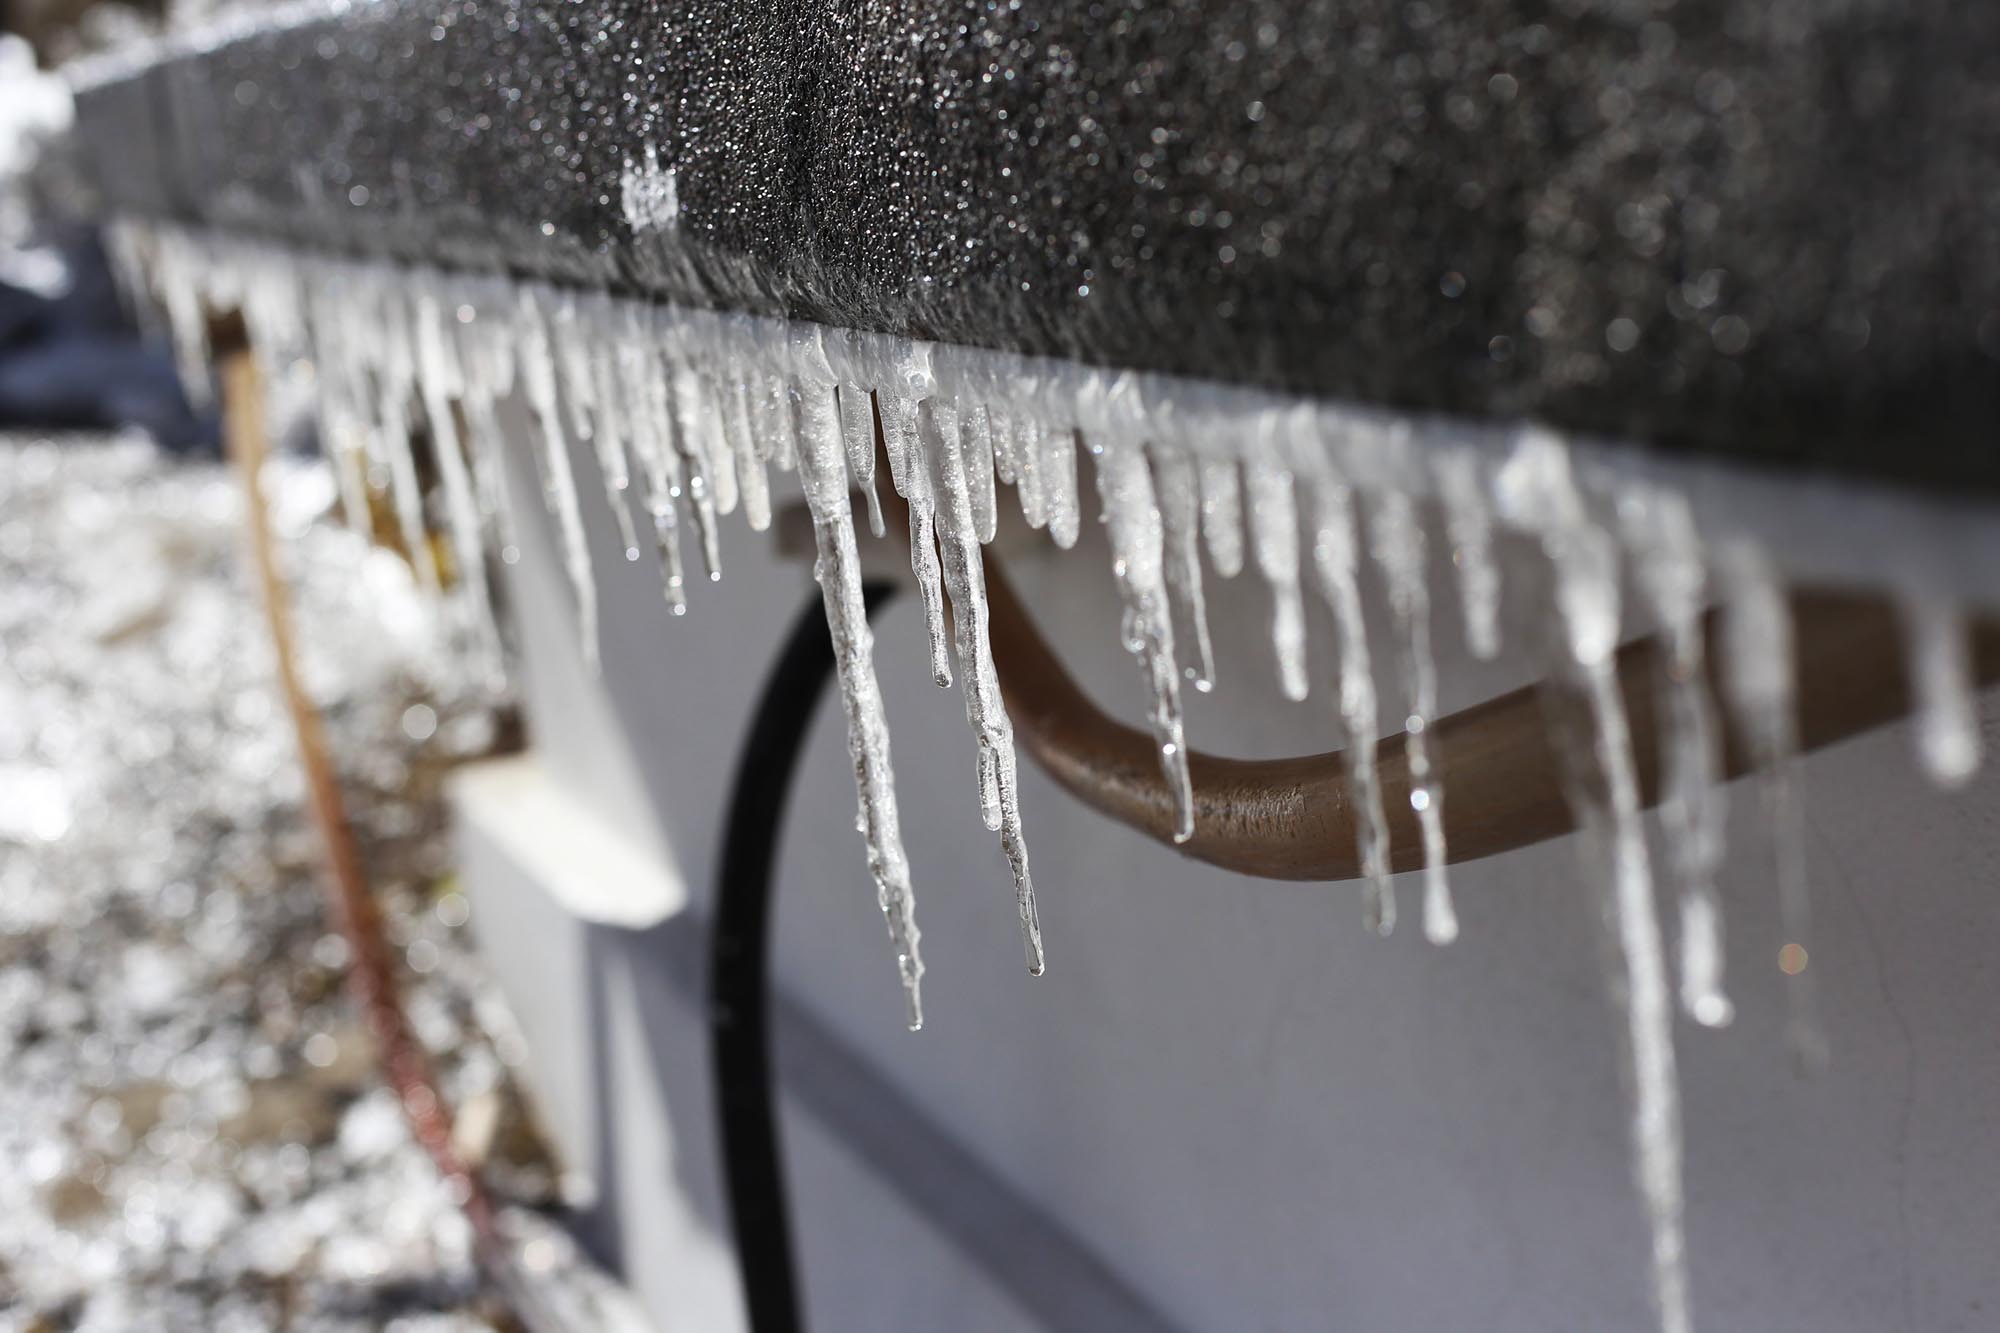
[[711, 580, 899, 1333]]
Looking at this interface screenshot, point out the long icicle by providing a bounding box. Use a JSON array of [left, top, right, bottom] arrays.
[[584, 300, 645, 564], [449, 292, 525, 568], [791, 374, 926, 1028], [1368, 484, 1456, 944], [663, 360, 723, 583], [1199, 454, 1246, 580], [1715, 542, 1824, 1071], [370, 286, 444, 603], [1246, 425, 1311, 702], [1433, 447, 1503, 660], [878, 390, 955, 688], [922, 397, 1047, 974], [411, 288, 508, 694], [1502, 429, 1688, 1333], [617, 309, 689, 615], [1151, 444, 1218, 694], [1293, 437, 1394, 935], [517, 290, 600, 670], [1625, 489, 1732, 1028], [1088, 432, 1196, 842]]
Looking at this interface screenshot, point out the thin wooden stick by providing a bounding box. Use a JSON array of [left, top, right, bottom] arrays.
[[219, 334, 500, 1241]]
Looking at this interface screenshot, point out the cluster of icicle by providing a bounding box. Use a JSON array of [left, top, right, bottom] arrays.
[[111, 220, 1989, 1333]]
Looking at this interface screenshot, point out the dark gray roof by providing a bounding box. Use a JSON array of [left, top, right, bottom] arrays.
[[72, 0, 2000, 494]]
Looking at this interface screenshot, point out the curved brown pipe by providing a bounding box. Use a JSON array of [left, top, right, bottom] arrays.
[[985, 562, 2000, 880]]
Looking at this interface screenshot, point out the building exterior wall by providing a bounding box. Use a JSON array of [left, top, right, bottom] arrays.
[[462, 402, 2000, 1333]]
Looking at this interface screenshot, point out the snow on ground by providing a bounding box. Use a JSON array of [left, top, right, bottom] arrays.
[[0, 434, 596, 1332]]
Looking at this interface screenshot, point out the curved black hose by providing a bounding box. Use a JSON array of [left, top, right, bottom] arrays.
[[711, 580, 899, 1333]]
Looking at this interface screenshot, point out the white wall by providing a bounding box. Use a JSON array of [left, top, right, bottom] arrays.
[[471, 395, 2000, 1333]]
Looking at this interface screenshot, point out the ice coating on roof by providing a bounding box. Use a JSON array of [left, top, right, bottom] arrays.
[[65, 0, 2000, 495]]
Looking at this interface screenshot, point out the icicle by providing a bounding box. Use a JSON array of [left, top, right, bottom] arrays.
[[583, 298, 644, 563], [1199, 455, 1246, 580], [1042, 423, 1082, 550], [412, 287, 508, 693], [698, 371, 741, 519], [1899, 595, 1982, 787], [452, 301, 526, 568], [1714, 542, 1824, 1071], [1088, 433, 1196, 842], [517, 292, 601, 670], [837, 384, 887, 538], [925, 403, 1003, 823], [1624, 490, 1732, 1028], [103, 222, 165, 345], [1497, 429, 1688, 1333], [921, 397, 1047, 973], [878, 390, 954, 689], [760, 374, 800, 474], [154, 230, 212, 408], [1293, 440, 1395, 935], [1245, 426, 1310, 702], [665, 364, 723, 582], [1012, 412, 1049, 531], [239, 255, 306, 383], [1149, 444, 1218, 693], [304, 283, 376, 540], [790, 376, 926, 1028], [1367, 482, 1456, 945], [962, 401, 1000, 544], [1434, 448, 1503, 660], [990, 406, 1020, 486], [726, 378, 772, 532], [371, 288, 443, 601], [616, 312, 689, 615]]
